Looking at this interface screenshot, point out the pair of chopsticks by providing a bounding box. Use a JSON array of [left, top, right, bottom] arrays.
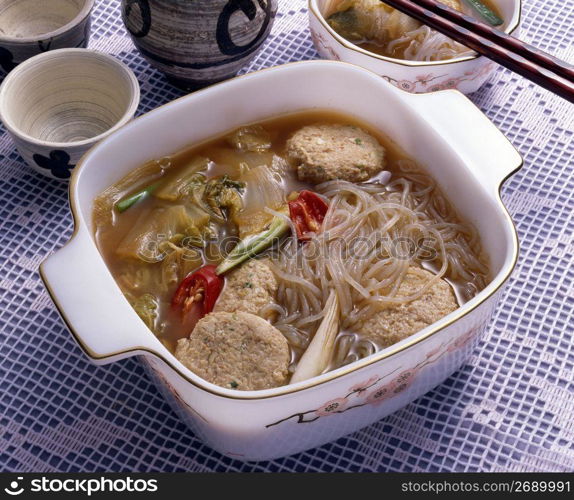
[[380, 0, 574, 103]]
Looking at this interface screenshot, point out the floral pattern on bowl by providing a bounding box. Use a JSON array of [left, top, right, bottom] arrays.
[[266, 323, 482, 428], [384, 62, 497, 93], [39, 61, 522, 460]]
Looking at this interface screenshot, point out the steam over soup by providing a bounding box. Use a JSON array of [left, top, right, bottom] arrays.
[[324, 0, 504, 61], [93, 111, 490, 391]]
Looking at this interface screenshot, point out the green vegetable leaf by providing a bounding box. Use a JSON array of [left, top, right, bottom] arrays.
[[115, 182, 160, 213], [216, 216, 290, 275], [203, 175, 245, 221], [126, 293, 159, 331], [463, 0, 504, 26]]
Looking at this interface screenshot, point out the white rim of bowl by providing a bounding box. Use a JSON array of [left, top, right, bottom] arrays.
[[309, 0, 522, 67], [0, 0, 95, 43], [0, 48, 141, 149], [51, 60, 522, 400]]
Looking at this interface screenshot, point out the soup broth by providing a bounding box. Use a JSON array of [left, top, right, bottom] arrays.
[[94, 110, 490, 387], [325, 0, 504, 61]]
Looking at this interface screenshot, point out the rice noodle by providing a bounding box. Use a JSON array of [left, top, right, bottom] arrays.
[[268, 168, 489, 371], [387, 25, 472, 62]]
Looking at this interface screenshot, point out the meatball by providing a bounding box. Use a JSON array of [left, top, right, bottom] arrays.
[[357, 267, 458, 347], [286, 123, 386, 184], [214, 259, 278, 316], [175, 311, 290, 391]]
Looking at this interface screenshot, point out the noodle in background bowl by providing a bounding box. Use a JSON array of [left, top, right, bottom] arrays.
[[40, 61, 522, 460], [309, 0, 521, 94]]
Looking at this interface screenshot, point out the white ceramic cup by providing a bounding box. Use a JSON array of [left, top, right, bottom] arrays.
[[0, 0, 95, 72], [0, 48, 140, 180]]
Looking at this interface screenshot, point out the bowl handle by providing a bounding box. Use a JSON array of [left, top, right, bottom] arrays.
[[40, 230, 166, 365], [412, 91, 523, 190]]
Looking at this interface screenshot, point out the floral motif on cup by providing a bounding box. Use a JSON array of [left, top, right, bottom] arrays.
[[33, 150, 75, 179]]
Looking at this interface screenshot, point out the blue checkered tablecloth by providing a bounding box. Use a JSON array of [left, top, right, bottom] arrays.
[[1, 0, 573, 473]]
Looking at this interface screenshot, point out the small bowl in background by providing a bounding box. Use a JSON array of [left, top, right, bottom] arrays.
[[309, 0, 521, 94], [0, 0, 95, 72], [0, 48, 140, 180]]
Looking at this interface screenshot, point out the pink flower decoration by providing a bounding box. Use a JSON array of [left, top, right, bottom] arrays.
[[447, 330, 475, 352], [397, 79, 416, 92], [391, 380, 410, 396], [425, 345, 443, 359], [428, 84, 444, 92], [416, 73, 433, 82], [315, 398, 349, 417], [366, 383, 394, 405], [447, 340, 459, 353], [441, 78, 460, 89], [394, 369, 414, 386], [389, 369, 415, 395], [460, 330, 476, 348], [349, 375, 379, 394]]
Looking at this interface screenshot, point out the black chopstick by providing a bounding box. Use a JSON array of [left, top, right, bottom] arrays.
[[380, 0, 574, 103], [415, 0, 574, 83]]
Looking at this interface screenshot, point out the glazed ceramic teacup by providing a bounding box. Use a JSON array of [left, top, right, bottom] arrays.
[[0, 0, 95, 72], [0, 48, 140, 180], [121, 0, 277, 89]]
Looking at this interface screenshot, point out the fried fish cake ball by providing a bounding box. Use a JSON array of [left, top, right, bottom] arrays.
[[175, 311, 290, 391], [357, 267, 458, 348], [287, 123, 386, 184], [214, 259, 278, 317]]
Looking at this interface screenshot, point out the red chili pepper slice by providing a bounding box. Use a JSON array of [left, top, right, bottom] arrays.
[[288, 190, 329, 241], [172, 265, 224, 319]]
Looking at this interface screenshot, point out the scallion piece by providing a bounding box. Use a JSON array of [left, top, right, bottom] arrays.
[[463, 0, 504, 26], [115, 182, 160, 213], [290, 291, 340, 384], [216, 216, 290, 275]]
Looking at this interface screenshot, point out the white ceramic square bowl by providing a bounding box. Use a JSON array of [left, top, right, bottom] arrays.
[[40, 61, 522, 461]]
